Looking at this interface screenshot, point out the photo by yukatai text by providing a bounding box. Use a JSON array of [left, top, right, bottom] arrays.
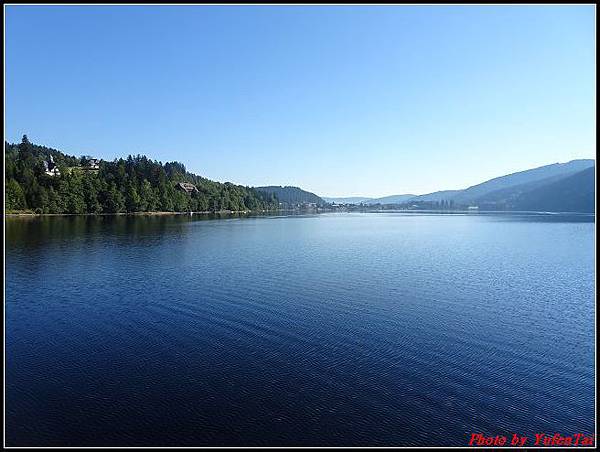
[[468, 432, 595, 447]]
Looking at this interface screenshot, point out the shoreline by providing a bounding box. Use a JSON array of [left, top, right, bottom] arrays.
[[5, 209, 593, 218], [4, 208, 331, 218], [5, 210, 262, 217]]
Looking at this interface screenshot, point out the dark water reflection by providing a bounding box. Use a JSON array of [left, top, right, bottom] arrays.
[[5, 212, 596, 446]]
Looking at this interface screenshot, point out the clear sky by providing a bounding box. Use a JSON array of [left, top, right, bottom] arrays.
[[4, 5, 596, 197]]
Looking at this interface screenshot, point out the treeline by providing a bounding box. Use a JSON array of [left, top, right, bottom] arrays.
[[254, 186, 327, 206], [5, 136, 278, 214]]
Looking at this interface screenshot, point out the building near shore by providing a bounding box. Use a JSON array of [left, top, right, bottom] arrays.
[[43, 155, 60, 176], [86, 157, 101, 170], [176, 182, 199, 194]]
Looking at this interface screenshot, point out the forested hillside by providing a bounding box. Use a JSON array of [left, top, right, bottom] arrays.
[[5, 136, 278, 214], [332, 160, 595, 213], [451, 159, 595, 205], [509, 167, 595, 213], [254, 186, 327, 206]]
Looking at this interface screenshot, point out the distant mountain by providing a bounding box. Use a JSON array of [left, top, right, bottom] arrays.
[[324, 194, 417, 205], [322, 159, 595, 213], [255, 186, 327, 206], [451, 159, 595, 205], [410, 190, 462, 202], [323, 196, 374, 204], [327, 192, 457, 205], [365, 194, 417, 205], [476, 166, 595, 213]]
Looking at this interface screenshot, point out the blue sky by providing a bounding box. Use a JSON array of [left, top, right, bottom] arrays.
[[5, 5, 596, 197]]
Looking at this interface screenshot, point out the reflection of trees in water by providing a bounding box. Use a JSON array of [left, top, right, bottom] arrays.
[[7, 215, 174, 247], [5, 212, 276, 250]]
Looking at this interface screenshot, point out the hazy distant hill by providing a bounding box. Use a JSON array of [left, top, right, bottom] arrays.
[[325, 194, 418, 205], [329, 190, 461, 205], [365, 194, 417, 205], [255, 186, 327, 206], [323, 196, 374, 204], [493, 166, 595, 213], [451, 159, 595, 205], [410, 190, 462, 202], [323, 159, 595, 213]]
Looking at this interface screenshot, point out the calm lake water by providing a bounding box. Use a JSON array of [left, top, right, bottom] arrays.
[[5, 212, 596, 446]]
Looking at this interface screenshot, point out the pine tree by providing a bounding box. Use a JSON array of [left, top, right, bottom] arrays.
[[125, 181, 141, 212], [5, 179, 26, 210]]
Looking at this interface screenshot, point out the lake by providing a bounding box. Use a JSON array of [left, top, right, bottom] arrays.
[[5, 212, 596, 446]]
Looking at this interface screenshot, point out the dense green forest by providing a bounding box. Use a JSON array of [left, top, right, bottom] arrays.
[[254, 186, 327, 206], [5, 136, 278, 214]]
